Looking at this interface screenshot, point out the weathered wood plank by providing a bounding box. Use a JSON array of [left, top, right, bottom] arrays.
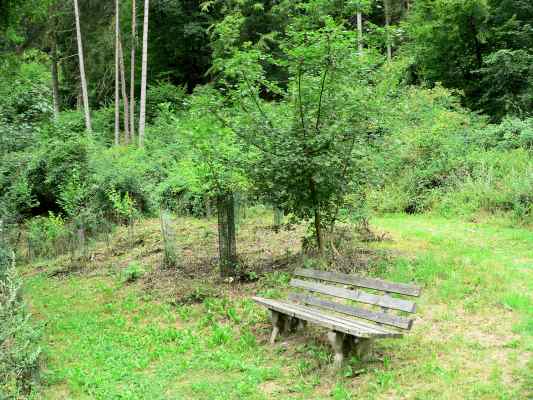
[[289, 293, 413, 330], [286, 299, 394, 335], [253, 297, 402, 338], [294, 268, 421, 297], [290, 279, 417, 313], [254, 297, 375, 338]]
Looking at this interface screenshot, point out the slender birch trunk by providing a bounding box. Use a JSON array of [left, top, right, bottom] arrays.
[[138, 0, 149, 148], [115, 0, 120, 145], [130, 0, 136, 143], [357, 11, 363, 54], [51, 40, 61, 119], [119, 39, 130, 143], [73, 0, 91, 131], [384, 0, 392, 61]]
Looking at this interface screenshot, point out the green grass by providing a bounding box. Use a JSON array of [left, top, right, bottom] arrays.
[[22, 213, 532, 399]]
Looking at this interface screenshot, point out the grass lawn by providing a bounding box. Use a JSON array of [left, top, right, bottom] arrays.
[[22, 212, 532, 399]]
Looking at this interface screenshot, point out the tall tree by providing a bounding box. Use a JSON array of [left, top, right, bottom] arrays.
[[357, 10, 363, 53], [50, 40, 60, 119], [115, 0, 120, 145], [138, 0, 149, 147], [48, 2, 61, 120], [130, 0, 136, 142], [384, 0, 392, 60], [119, 38, 130, 143], [73, 0, 91, 132]]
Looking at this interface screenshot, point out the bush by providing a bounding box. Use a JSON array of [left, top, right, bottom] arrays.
[[471, 117, 533, 151], [367, 79, 533, 222], [0, 245, 13, 281], [121, 262, 145, 283], [368, 85, 477, 213], [90, 146, 156, 217], [0, 249, 42, 398], [438, 149, 533, 222], [146, 82, 187, 123], [26, 213, 69, 259]]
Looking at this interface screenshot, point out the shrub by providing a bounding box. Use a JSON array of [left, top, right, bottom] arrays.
[[368, 85, 477, 213], [25, 212, 69, 259], [121, 262, 145, 283], [89, 146, 155, 216], [146, 82, 187, 123], [0, 249, 42, 398], [0, 246, 13, 281], [438, 149, 533, 223], [471, 117, 533, 151]]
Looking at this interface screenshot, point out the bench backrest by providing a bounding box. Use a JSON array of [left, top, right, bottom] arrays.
[[289, 268, 421, 330]]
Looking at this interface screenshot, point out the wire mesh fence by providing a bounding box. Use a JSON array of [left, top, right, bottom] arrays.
[[160, 210, 179, 268]]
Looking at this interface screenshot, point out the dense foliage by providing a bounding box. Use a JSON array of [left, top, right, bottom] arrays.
[[406, 0, 533, 120], [0, 0, 532, 256]]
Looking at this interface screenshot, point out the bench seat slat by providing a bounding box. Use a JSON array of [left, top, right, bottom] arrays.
[[291, 278, 417, 313], [294, 268, 421, 296], [286, 301, 396, 335], [254, 297, 374, 338], [289, 293, 413, 330], [253, 297, 402, 339]]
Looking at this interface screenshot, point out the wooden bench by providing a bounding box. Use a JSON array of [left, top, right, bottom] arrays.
[[253, 268, 421, 368]]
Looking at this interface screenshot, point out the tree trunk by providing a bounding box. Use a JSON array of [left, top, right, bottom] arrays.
[[130, 0, 136, 143], [50, 41, 60, 119], [217, 193, 237, 277], [77, 88, 82, 110], [314, 207, 324, 256], [357, 11, 363, 54], [119, 39, 130, 143], [273, 207, 283, 230], [114, 0, 120, 145], [384, 0, 392, 61], [73, 0, 92, 132], [309, 177, 324, 256], [138, 0, 149, 148]]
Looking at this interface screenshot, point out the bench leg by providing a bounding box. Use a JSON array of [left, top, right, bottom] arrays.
[[327, 331, 346, 369], [270, 310, 285, 344], [285, 317, 305, 333], [354, 338, 374, 361], [296, 319, 307, 332]]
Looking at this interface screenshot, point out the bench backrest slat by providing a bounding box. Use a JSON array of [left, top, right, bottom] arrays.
[[294, 268, 421, 297], [289, 292, 414, 330], [290, 278, 417, 313]]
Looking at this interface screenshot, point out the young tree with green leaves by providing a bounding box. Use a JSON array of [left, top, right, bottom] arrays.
[[213, 15, 380, 255], [176, 87, 249, 276]]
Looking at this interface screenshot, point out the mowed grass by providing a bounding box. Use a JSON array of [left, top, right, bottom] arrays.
[[22, 213, 532, 399]]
